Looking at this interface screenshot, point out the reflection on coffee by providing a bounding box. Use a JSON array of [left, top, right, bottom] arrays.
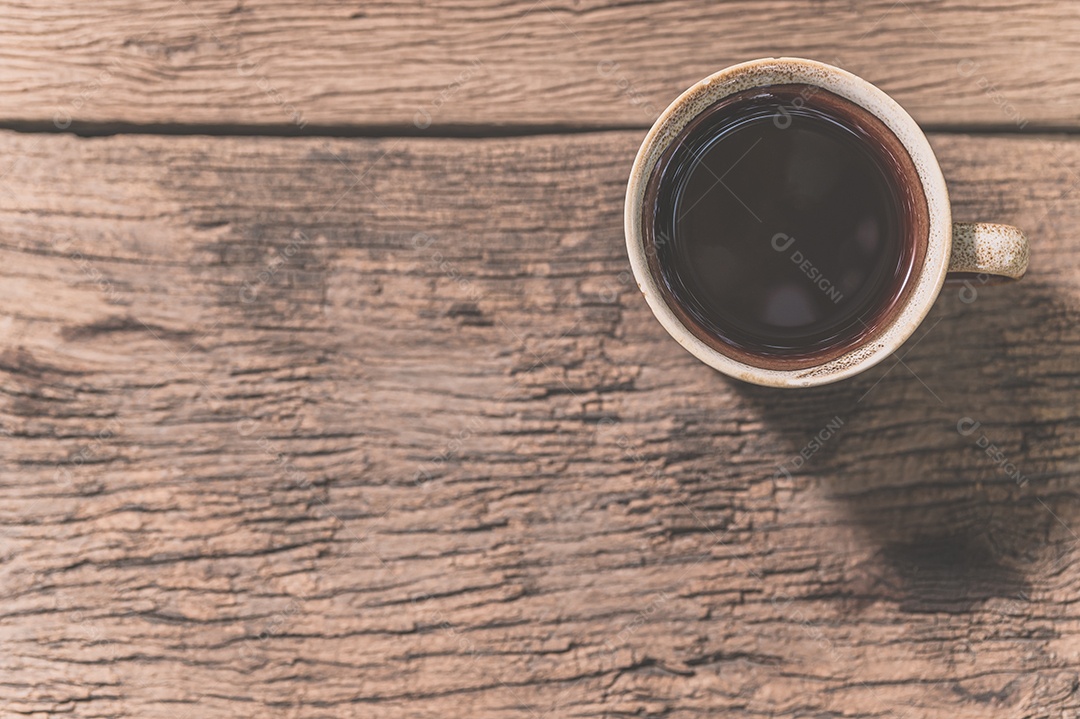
[[644, 84, 927, 369]]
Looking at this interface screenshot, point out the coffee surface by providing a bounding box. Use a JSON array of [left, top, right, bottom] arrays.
[[646, 84, 921, 365]]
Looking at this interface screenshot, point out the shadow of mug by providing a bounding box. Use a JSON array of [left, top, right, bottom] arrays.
[[731, 280, 1080, 614]]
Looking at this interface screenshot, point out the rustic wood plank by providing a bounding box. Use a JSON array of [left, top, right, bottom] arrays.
[[2, 0, 1078, 130], [0, 128, 1079, 717]]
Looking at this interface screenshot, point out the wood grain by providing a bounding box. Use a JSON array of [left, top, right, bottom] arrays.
[[0, 127, 1078, 716], [2, 0, 1078, 130]]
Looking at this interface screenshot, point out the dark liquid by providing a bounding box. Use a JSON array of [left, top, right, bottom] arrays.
[[644, 85, 926, 369]]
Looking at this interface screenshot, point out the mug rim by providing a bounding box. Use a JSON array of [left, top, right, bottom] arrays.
[[624, 57, 951, 388]]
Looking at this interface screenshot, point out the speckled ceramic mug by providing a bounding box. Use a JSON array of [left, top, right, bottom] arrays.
[[625, 57, 1028, 388]]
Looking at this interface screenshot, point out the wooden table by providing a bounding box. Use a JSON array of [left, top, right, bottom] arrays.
[[2, 2, 1078, 716]]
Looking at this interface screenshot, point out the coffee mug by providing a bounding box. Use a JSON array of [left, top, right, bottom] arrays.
[[625, 57, 1028, 388]]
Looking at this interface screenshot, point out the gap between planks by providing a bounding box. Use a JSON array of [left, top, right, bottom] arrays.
[[3, 120, 1080, 140]]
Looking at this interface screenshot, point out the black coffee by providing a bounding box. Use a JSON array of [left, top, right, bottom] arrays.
[[644, 84, 926, 369]]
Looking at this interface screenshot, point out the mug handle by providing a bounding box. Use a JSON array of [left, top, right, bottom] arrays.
[[947, 223, 1029, 280]]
